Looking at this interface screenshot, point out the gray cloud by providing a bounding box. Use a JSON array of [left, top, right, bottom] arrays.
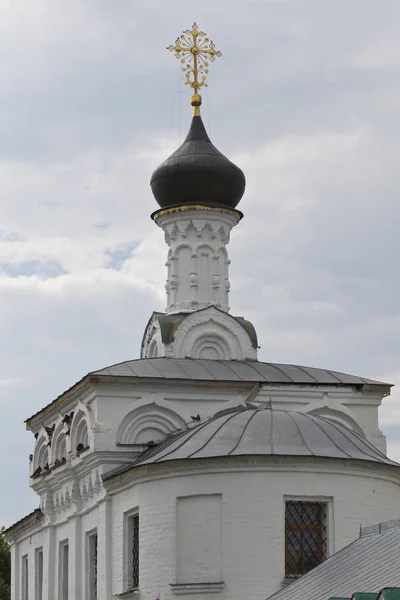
[[1, 0, 400, 525]]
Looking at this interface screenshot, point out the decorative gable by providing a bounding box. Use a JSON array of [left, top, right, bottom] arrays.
[[141, 306, 258, 361]]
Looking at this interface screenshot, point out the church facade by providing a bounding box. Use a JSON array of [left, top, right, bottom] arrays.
[[5, 23, 400, 600]]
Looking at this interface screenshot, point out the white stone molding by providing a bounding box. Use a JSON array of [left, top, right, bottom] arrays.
[[300, 401, 365, 437], [140, 315, 167, 359], [172, 308, 257, 361], [116, 403, 187, 445], [154, 208, 240, 314]]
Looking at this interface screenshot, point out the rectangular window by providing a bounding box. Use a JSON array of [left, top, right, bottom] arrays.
[[58, 541, 69, 600], [125, 513, 139, 590], [35, 548, 43, 600], [86, 531, 98, 600], [285, 501, 327, 578], [22, 555, 29, 600]]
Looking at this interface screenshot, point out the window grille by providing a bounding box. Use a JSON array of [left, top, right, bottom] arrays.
[[285, 501, 327, 578], [131, 515, 139, 589], [88, 533, 98, 600]]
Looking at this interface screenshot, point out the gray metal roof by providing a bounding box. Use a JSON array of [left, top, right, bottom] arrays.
[[267, 520, 400, 600], [93, 358, 389, 386], [104, 409, 398, 480], [25, 358, 390, 426]]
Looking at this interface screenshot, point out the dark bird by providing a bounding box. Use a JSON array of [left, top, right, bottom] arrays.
[[32, 466, 42, 477], [34, 432, 39, 439], [29, 454, 33, 462], [190, 414, 201, 422], [47, 441, 51, 447], [76, 443, 84, 453], [44, 463, 50, 471], [64, 429, 70, 436], [62, 411, 74, 425]]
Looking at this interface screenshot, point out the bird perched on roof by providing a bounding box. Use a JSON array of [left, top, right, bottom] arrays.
[[190, 414, 201, 422], [62, 411, 74, 425]]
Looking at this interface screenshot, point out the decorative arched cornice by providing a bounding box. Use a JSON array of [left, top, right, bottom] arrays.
[[174, 309, 257, 360], [301, 403, 365, 437], [141, 306, 258, 360], [117, 403, 187, 446]]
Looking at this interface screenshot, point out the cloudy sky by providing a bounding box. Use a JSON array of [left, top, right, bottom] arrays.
[[1, 0, 400, 526]]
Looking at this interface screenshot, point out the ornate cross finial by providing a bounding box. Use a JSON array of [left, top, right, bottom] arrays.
[[167, 23, 221, 116]]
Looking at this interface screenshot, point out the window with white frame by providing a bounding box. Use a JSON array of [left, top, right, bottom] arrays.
[[86, 531, 98, 600], [285, 500, 328, 578], [21, 554, 29, 600], [125, 512, 139, 591], [58, 540, 69, 600], [35, 548, 43, 600]]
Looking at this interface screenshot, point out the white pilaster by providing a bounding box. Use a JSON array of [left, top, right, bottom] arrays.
[[97, 497, 112, 600], [43, 525, 55, 600], [154, 207, 240, 314], [10, 542, 19, 600]]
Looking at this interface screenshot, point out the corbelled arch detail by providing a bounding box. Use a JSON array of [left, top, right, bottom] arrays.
[[117, 403, 187, 446]]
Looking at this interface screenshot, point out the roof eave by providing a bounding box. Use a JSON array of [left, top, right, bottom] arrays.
[[3, 508, 43, 540]]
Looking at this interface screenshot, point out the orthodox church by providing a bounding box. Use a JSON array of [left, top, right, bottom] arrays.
[[5, 23, 400, 600]]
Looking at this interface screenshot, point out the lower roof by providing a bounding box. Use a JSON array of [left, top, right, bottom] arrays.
[[267, 519, 400, 600]]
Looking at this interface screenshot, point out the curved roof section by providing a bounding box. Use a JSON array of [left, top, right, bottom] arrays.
[[133, 409, 398, 468], [94, 358, 389, 387]]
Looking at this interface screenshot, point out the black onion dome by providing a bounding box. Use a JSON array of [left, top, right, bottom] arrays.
[[150, 115, 245, 211]]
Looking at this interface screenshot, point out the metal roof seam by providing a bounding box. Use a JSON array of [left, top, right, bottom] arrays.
[[325, 369, 346, 384], [315, 415, 396, 464], [227, 410, 259, 455], [292, 364, 320, 383], [287, 412, 315, 454], [187, 411, 241, 458], [152, 417, 216, 462], [303, 413, 355, 459]]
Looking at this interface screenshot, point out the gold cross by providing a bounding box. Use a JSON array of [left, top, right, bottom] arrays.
[[167, 23, 221, 116]]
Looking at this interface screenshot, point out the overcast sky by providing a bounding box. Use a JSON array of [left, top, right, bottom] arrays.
[[1, 0, 400, 526]]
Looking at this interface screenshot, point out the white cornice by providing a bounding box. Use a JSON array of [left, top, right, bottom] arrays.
[[104, 455, 400, 495]]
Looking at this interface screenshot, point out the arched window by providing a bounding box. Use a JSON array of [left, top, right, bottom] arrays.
[[72, 411, 90, 455], [32, 436, 49, 477], [52, 427, 67, 466]]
